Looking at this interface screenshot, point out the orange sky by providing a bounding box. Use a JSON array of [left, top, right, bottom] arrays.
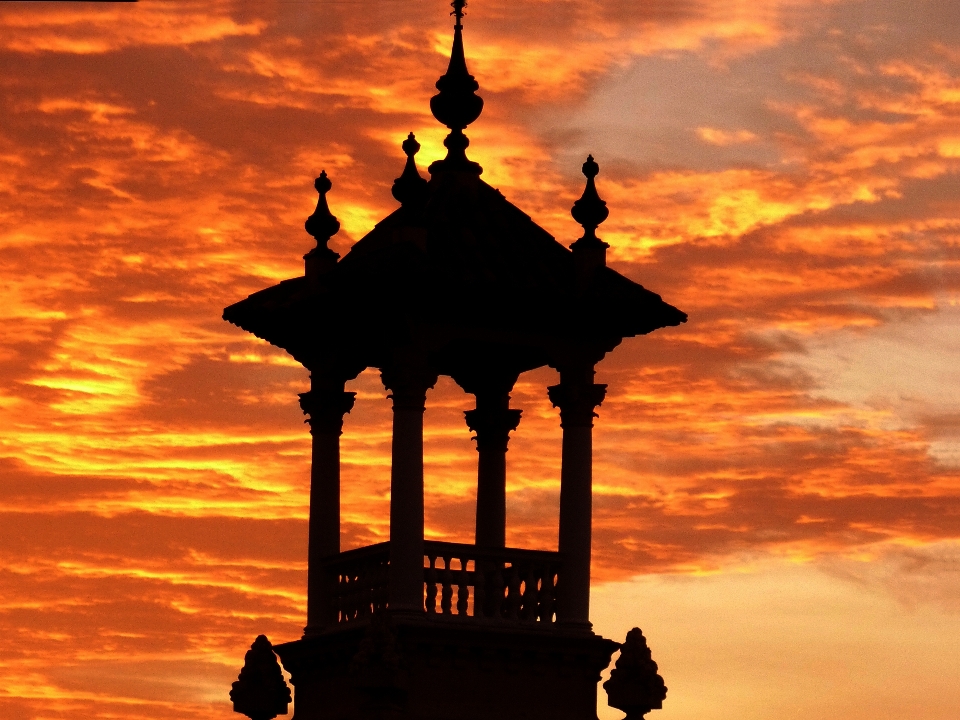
[[1, 1, 959, 719]]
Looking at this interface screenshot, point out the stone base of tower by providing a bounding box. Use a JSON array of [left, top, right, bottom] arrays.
[[274, 614, 619, 720]]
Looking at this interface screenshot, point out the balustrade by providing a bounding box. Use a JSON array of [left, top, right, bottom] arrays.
[[322, 541, 561, 626], [322, 542, 391, 623]]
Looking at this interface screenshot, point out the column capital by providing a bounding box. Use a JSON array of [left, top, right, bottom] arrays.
[[299, 388, 356, 435], [464, 406, 522, 452], [547, 382, 606, 428], [381, 364, 438, 412]]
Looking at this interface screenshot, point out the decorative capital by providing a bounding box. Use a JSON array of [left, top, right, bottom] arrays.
[[299, 388, 356, 435], [548, 381, 607, 428], [230, 635, 292, 720], [464, 406, 522, 452], [381, 363, 439, 412], [392, 132, 428, 206], [304, 170, 341, 279], [603, 628, 668, 720], [570, 155, 610, 258]]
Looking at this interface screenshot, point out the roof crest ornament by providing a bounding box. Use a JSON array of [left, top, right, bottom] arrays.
[[570, 155, 610, 268], [392, 132, 428, 207], [303, 170, 341, 280], [429, 0, 483, 175]]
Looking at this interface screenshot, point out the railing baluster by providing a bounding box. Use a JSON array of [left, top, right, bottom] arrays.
[[534, 563, 547, 622], [344, 571, 353, 621], [516, 562, 527, 620], [521, 562, 538, 621], [425, 554, 438, 614], [541, 564, 557, 623], [473, 560, 486, 619], [377, 558, 389, 613], [357, 567, 365, 620], [360, 560, 373, 619], [456, 556, 469, 616], [491, 562, 505, 619], [503, 564, 520, 620], [353, 571, 360, 621], [440, 555, 453, 614], [344, 571, 354, 621]]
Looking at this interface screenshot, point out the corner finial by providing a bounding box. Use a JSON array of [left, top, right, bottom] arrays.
[[571, 155, 610, 243], [304, 170, 341, 280], [603, 628, 667, 720], [570, 155, 610, 270], [429, 0, 483, 175], [230, 635, 292, 720], [392, 132, 428, 207]]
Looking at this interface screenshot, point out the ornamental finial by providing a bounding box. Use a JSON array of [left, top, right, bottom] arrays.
[[569, 155, 610, 270], [230, 635, 292, 720], [429, 0, 483, 174], [603, 628, 668, 720], [571, 155, 610, 244], [304, 170, 341, 279], [392, 132, 428, 206]]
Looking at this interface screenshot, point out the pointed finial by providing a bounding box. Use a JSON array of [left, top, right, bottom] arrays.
[[570, 155, 610, 271], [571, 155, 610, 242], [429, 0, 483, 174], [304, 170, 341, 279], [392, 132, 428, 206]]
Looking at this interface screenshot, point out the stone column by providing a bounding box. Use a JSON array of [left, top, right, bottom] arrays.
[[548, 367, 606, 628], [465, 391, 521, 548], [382, 365, 437, 613], [299, 379, 356, 634]]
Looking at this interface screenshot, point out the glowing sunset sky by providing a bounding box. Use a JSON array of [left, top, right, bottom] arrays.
[[1, 1, 959, 718]]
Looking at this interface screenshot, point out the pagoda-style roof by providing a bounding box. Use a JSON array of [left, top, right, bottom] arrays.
[[223, 4, 685, 388], [224, 169, 684, 385]]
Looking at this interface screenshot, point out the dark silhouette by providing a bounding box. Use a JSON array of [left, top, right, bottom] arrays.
[[604, 628, 669, 720], [349, 614, 406, 720], [230, 635, 292, 720], [303, 170, 341, 280], [223, 1, 685, 718], [391, 133, 428, 207]]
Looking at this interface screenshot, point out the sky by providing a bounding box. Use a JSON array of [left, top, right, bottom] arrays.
[[1, 0, 959, 718]]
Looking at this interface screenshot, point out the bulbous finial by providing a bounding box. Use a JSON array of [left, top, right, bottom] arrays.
[[230, 635, 292, 720], [603, 628, 667, 720], [582, 154, 600, 180], [402, 132, 421, 158], [429, 0, 483, 174], [571, 155, 610, 243], [304, 170, 341, 279], [569, 155, 610, 271], [392, 132, 428, 206]]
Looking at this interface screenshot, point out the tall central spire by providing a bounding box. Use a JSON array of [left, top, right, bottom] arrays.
[[429, 0, 483, 174]]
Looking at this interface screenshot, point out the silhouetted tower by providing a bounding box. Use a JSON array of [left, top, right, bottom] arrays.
[[224, 3, 684, 719]]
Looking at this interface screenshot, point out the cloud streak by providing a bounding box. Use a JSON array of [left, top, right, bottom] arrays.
[[1, 0, 959, 717]]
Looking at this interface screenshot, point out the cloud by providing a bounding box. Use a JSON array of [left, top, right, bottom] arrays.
[[2, 0, 960, 716], [0, 2, 264, 55]]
